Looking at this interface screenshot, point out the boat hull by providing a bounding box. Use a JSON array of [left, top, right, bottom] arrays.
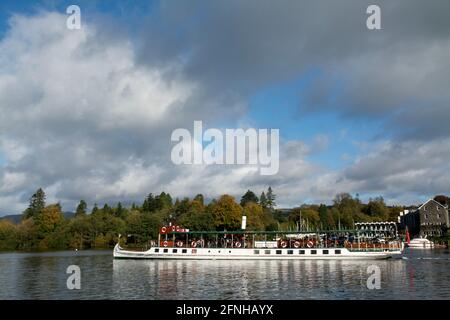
[[406, 239, 435, 249], [113, 244, 400, 260]]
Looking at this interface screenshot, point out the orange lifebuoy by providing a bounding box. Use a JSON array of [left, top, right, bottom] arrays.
[[191, 241, 197, 248], [294, 241, 300, 248], [234, 241, 242, 248], [161, 227, 167, 233], [171, 226, 176, 232], [176, 241, 183, 247], [163, 241, 168, 247], [307, 241, 314, 248], [280, 241, 288, 248]]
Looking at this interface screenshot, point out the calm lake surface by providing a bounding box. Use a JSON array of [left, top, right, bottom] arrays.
[[0, 248, 449, 299]]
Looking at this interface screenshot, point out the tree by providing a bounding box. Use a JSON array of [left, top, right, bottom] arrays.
[[35, 204, 64, 236], [243, 202, 265, 230], [363, 196, 389, 221], [102, 203, 112, 215], [91, 203, 99, 215], [0, 220, 18, 250], [260, 192, 268, 208], [266, 187, 276, 209], [24, 188, 46, 219], [289, 207, 320, 230], [174, 197, 191, 219], [115, 202, 125, 218], [210, 195, 242, 230], [434, 195, 450, 206], [333, 193, 361, 228], [194, 194, 204, 206], [319, 204, 334, 229], [75, 200, 87, 217], [240, 190, 259, 207]]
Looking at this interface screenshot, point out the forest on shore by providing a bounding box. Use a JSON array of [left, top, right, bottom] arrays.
[[0, 187, 437, 251]]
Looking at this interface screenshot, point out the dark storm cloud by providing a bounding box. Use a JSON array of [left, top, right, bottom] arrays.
[[138, 0, 450, 139]]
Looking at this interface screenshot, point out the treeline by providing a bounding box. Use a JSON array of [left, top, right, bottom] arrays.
[[0, 187, 404, 251]]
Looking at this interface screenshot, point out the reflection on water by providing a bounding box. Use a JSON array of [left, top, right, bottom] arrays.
[[111, 258, 409, 299], [0, 249, 449, 299]]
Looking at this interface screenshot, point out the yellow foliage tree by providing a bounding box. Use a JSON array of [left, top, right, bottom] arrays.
[[36, 204, 64, 235], [243, 202, 265, 231], [210, 195, 242, 230]]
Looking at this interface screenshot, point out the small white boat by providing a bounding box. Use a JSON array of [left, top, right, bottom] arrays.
[[406, 237, 434, 249]]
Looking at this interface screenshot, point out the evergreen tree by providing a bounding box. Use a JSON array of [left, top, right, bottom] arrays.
[[240, 190, 259, 207], [24, 188, 46, 219], [75, 200, 87, 217], [260, 192, 268, 208], [266, 187, 276, 209], [102, 203, 112, 215], [91, 203, 99, 215], [116, 202, 124, 217]]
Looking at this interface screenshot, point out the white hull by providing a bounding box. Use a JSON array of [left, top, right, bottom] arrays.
[[407, 243, 434, 249], [406, 238, 434, 249], [113, 244, 401, 260]]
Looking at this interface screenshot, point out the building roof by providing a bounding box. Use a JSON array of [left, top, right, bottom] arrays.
[[418, 198, 447, 210]]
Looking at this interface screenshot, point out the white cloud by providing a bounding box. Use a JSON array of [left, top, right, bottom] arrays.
[[1, 7, 449, 215]]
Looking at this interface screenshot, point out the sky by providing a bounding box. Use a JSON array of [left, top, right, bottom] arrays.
[[1, 0, 450, 215]]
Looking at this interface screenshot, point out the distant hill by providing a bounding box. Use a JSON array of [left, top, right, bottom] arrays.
[[0, 212, 75, 224]]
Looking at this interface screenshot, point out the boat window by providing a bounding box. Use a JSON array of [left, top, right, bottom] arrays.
[[311, 250, 317, 254], [323, 250, 329, 254], [182, 249, 187, 253], [265, 250, 271, 255], [173, 249, 177, 253], [335, 249, 341, 254], [154, 248, 159, 253], [254, 250, 260, 254], [299, 250, 305, 254], [287, 250, 293, 254], [276, 250, 282, 255], [163, 248, 168, 253]]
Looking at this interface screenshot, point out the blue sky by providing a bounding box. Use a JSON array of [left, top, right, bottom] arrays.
[[1, 1, 449, 214]]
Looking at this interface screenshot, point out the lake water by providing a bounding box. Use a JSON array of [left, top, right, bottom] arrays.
[[0, 248, 449, 299]]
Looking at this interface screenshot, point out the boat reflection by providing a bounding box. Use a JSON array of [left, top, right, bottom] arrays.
[[112, 258, 407, 299]]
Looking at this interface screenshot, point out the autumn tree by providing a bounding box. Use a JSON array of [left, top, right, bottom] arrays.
[[363, 196, 389, 221], [194, 194, 204, 206], [35, 204, 64, 236], [210, 195, 242, 230], [243, 202, 265, 230], [0, 220, 18, 250]]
